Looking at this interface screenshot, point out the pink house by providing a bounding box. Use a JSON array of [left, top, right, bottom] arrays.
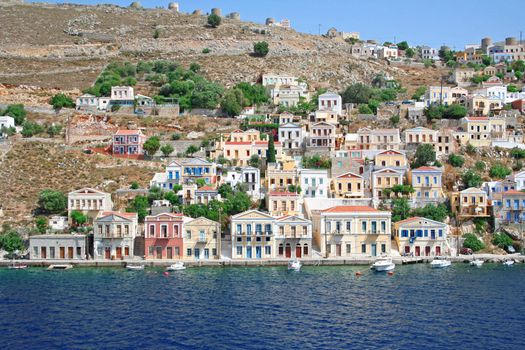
[[144, 213, 184, 259], [112, 129, 146, 156]]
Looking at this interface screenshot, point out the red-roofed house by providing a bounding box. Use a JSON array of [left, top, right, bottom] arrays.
[[394, 217, 448, 257], [223, 140, 282, 166], [267, 191, 300, 217], [112, 129, 146, 156], [320, 205, 391, 257]]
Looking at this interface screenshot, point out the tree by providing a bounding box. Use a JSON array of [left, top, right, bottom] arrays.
[[411, 204, 449, 222], [341, 83, 372, 104], [221, 88, 244, 116], [21, 121, 44, 137], [70, 210, 88, 227], [511, 60, 525, 72], [412, 144, 436, 168], [405, 47, 415, 58], [462, 233, 485, 252], [2, 104, 26, 125], [507, 85, 519, 93], [0, 230, 25, 254], [35, 217, 48, 234], [207, 14, 221, 28], [130, 181, 139, 190], [164, 191, 181, 206], [489, 164, 511, 179], [390, 114, 400, 126], [234, 82, 268, 106], [492, 233, 514, 248], [267, 135, 276, 163], [153, 28, 160, 39], [126, 195, 149, 222], [358, 104, 373, 114], [50, 93, 75, 110], [160, 144, 174, 157], [443, 104, 467, 119], [253, 41, 269, 57], [38, 189, 67, 214], [47, 124, 62, 137], [391, 198, 411, 222], [218, 184, 234, 198], [448, 154, 465, 167], [249, 154, 261, 168], [424, 105, 445, 120], [186, 145, 199, 156], [411, 86, 426, 100], [462, 170, 482, 188], [196, 178, 207, 188], [397, 41, 409, 51], [143, 136, 161, 156], [481, 55, 492, 66], [514, 71, 524, 81]]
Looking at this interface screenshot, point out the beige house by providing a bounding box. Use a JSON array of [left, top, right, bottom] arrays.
[[223, 140, 282, 166], [458, 116, 506, 147], [374, 150, 407, 168], [274, 215, 312, 259], [451, 188, 490, 218], [266, 161, 298, 191], [183, 216, 220, 260], [372, 168, 404, 199], [93, 212, 138, 260], [267, 191, 300, 217], [332, 172, 364, 198], [357, 128, 401, 150], [320, 206, 391, 257], [230, 210, 275, 259], [404, 127, 438, 145], [308, 122, 336, 149], [68, 188, 113, 223]]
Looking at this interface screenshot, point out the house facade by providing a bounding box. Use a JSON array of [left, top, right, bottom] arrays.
[[410, 166, 445, 207], [278, 123, 303, 151], [67, 188, 113, 223], [231, 210, 275, 259], [451, 188, 490, 218], [184, 216, 220, 260], [300, 168, 329, 198], [144, 213, 183, 259], [274, 215, 312, 259], [332, 172, 364, 198], [112, 129, 146, 156], [30, 234, 87, 260], [94, 212, 138, 260], [308, 122, 336, 149], [267, 191, 300, 217], [394, 217, 448, 257]]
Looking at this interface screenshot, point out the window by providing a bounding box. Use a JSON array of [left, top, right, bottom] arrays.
[[381, 244, 386, 253], [186, 230, 191, 239], [149, 246, 154, 256], [236, 246, 243, 256], [346, 244, 351, 254], [187, 248, 192, 256], [361, 244, 366, 253], [361, 221, 367, 232], [76, 247, 82, 258], [346, 221, 351, 232], [33, 246, 39, 258], [236, 224, 241, 234], [265, 246, 271, 255]]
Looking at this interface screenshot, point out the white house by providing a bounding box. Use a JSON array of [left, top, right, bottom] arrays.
[[49, 216, 68, 232], [512, 171, 525, 191], [420, 46, 440, 60], [318, 92, 342, 115], [75, 94, 99, 111], [93, 211, 138, 260], [299, 168, 329, 198], [224, 166, 262, 200], [278, 123, 303, 151], [111, 86, 134, 101], [0, 116, 15, 129]]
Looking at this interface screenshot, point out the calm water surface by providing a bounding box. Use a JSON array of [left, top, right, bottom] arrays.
[[0, 264, 524, 349]]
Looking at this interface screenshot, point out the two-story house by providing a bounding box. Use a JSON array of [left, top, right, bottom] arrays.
[[267, 191, 300, 217], [278, 123, 303, 152], [451, 188, 490, 218], [274, 215, 312, 259], [357, 128, 401, 150], [68, 188, 113, 223], [266, 161, 298, 192], [320, 206, 391, 258], [94, 212, 138, 260], [150, 158, 218, 190], [112, 129, 146, 156], [308, 122, 336, 149], [144, 213, 183, 259], [495, 190, 525, 226], [332, 172, 365, 198], [299, 168, 329, 198], [184, 216, 220, 260], [409, 166, 445, 207], [231, 210, 275, 259], [371, 168, 404, 199], [223, 166, 261, 199], [394, 217, 448, 257]]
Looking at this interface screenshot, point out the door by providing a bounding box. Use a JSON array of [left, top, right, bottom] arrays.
[[296, 244, 302, 258], [60, 247, 65, 259], [204, 249, 209, 260], [425, 246, 431, 256], [194, 248, 200, 259], [285, 244, 291, 258], [371, 244, 377, 257], [336, 244, 342, 257], [41, 247, 47, 259], [166, 247, 173, 259], [256, 246, 262, 259], [435, 246, 441, 256], [116, 247, 122, 259], [67, 247, 73, 259], [105, 247, 111, 260], [415, 246, 421, 256], [246, 246, 252, 259], [156, 246, 162, 259], [404, 246, 410, 254], [125, 246, 130, 257]]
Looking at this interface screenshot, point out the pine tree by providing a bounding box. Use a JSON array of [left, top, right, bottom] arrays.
[[267, 134, 276, 163]]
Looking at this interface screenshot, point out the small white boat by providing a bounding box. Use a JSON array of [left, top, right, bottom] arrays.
[[430, 258, 451, 268], [503, 260, 514, 266], [47, 264, 73, 270], [470, 259, 484, 267], [166, 262, 186, 271], [371, 257, 395, 272], [8, 263, 28, 270], [126, 264, 145, 271], [288, 259, 302, 271]]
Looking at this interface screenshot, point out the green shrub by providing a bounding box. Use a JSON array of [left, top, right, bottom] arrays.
[[463, 233, 485, 251], [253, 41, 269, 57], [492, 233, 513, 248], [489, 164, 512, 179], [448, 154, 465, 167], [207, 14, 221, 28], [202, 48, 210, 54]]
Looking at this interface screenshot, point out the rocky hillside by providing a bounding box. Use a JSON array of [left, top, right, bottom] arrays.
[[0, 2, 444, 93]]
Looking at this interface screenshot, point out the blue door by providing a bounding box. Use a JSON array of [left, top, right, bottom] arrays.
[[256, 246, 262, 259], [246, 246, 252, 259], [194, 248, 200, 260], [371, 244, 377, 257]]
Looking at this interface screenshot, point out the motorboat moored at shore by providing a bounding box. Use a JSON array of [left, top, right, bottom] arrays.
[[430, 257, 451, 268], [47, 264, 73, 270], [371, 257, 395, 272], [470, 259, 484, 267], [166, 262, 186, 271], [8, 263, 28, 270], [503, 260, 514, 266], [288, 259, 302, 271], [126, 264, 145, 271]]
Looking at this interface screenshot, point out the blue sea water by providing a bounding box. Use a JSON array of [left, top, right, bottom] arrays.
[[0, 264, 524, 350]]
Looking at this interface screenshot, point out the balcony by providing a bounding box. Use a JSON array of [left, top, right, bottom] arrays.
[[197, 237, 208, 243]]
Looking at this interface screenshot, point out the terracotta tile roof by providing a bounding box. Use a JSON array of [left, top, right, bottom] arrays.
[[413, 166, 440, 171], [465, 116, 489, 121], [269, 191, 298, 197], [100, 211, 138, 219], [503, 189, 525, 195], [197, 186, 216, 191], [322, 206, 379, 213], [115, 129, 141, 135]]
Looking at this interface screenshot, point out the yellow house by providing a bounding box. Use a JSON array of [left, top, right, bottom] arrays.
[[267, 191, 300, 217], [314, 110, 339, 125], [183, 216, 220, 260], [319, 206, 391, 257], [223, 140, 282, 166], [372, 168, 404, 199], [332, 171, 364, 198], [374, 150, 407, 168], [451, 188, 490, 218], [266, 161, 298, 191], [229, 129, 261, 142]]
